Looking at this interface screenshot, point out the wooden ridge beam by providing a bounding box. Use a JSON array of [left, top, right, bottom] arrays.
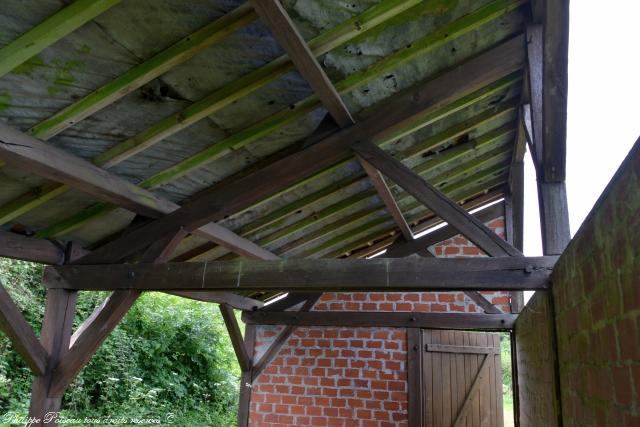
[[0, 0, 122, 78], [0, 122, 277, 261], [251, 0, 354, 127], [2, 0, 522, 235], [75, 35, 525, 264], [44, 256, 556, 292], [242, 311, 517, 330], [0, 282, 48, 375], [353, 141, 522, 257]]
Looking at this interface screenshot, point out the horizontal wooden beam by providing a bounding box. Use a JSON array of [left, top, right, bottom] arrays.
[[0, 122, 277, 261], [0, 282, 48, 375], [242, 311, 516, 331], [0, 230, 62, 264], [77, 35, 525, 264], [44, 256, 555, 292]]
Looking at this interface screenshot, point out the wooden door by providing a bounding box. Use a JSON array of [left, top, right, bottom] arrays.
[[422, 330, 503, 427]]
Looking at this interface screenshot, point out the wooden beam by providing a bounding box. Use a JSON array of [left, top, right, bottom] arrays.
[[537, 182, 571, 255], [525, 24, 544, 167], [29, 3, 255, 140], [0, 230, 65, 264], [49, 290, 139, 397], [251, 0, 354, 127], [532, 0, 570, 182], [243, 311, 517, 330], [251, 296, 318, 382], [28, 289, 77, 425], [0, 122, 277, 262], [76, 35, 525, 264], [384, 203, 504, 258], [260, 292, 321, 312], [0, 282, 47, 375], [219, 304, 251, 372], [0, 0, 122, 78], [237, 324, 255, 427], [407, 328, 423, 427], [167, 291, 263, 311], [358, 156, 414, 240], [2, 0, 521, 234], [45, 256, 556, 292], [353, 141, 522, 257]]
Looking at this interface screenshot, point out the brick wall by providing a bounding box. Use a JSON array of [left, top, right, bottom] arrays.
[[515, 140, 640, 426], [515, 292, 560, 426], [249, 216, 511, 427]]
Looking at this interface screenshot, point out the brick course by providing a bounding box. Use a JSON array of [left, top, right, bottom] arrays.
[[249, 216, 510, 426]]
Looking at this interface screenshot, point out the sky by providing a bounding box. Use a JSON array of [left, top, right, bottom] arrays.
[[521, 0, 640, 256]]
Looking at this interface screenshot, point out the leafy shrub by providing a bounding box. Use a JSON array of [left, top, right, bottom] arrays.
[[0, 259, 240, 426]]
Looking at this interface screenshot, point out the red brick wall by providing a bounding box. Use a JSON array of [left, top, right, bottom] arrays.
[[515, 141, 640, 426], [249, 216, 510, 427]]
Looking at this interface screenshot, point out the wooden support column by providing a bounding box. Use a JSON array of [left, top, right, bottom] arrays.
[[407, 328, 423, 427], [28, 289, 77, 426], [237, 324, 256, 427]]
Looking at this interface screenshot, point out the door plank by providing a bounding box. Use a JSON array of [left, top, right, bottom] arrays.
[[452, 355, 490, 427]]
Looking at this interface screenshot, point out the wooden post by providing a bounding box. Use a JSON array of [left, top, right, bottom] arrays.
[[237, 324, 256, 427], [28, 289, 77, 426]]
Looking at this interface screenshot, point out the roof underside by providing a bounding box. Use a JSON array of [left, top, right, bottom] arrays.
[[0, 0, 529, 299]]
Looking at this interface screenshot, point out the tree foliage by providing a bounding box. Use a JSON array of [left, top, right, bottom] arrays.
[[0, 259, 240, 426]]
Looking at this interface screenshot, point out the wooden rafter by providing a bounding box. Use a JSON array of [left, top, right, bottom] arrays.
[[167, 291, 264, 311], [4, 0, 523, 238], [0, 0, 122, 78], [74, 35, 525, 265], [251, 0, 354, 127], [0, 0, 419, 228], [28, 3, 256, 140], [44, 256, 556, 292], [352, 141, 522, 257], [242, 311, 516, 330], [0, 122, 277, 262]]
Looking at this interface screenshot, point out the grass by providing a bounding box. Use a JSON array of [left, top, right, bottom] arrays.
[[503, 395, 514, 427]]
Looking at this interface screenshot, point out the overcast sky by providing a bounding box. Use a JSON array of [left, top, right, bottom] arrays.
[[521, 0, 640, 256]]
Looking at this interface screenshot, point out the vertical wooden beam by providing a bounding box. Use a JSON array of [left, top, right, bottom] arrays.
[[525, 24, 544, 167], [407, 328, 423, 427], [537, 182, 570, 255], [219, 304, 251, 372], [49, 289, 140, 397], [0, 282, 47, 375], [237, 324, 256, 427], [28, 289, 77, 426]]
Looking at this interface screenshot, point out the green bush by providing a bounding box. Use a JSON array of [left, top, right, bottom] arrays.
[[0, 259, 239, 426]]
